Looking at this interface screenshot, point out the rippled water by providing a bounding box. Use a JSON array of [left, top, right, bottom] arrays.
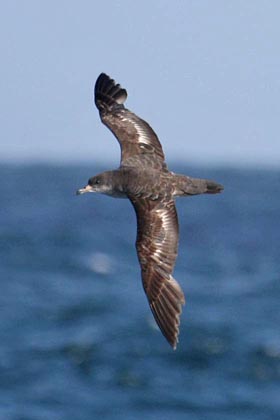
[[1, 163, 279, 420]]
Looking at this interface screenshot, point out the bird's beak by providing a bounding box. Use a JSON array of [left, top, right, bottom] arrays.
[[76, 185, 94, 195]]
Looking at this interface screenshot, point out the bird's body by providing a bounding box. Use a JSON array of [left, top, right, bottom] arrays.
[[87, 167, 221, 200], [77, 73, 224, 349]]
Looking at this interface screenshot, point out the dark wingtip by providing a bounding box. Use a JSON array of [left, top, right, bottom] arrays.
[[94, 73, 127, 111], [150, 276, 185, 350]]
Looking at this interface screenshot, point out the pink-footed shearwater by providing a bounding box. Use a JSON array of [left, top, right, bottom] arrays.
[[77, 73, 224, 349]]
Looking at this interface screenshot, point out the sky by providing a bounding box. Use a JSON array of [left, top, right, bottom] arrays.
[[0, 0, 279, 167]]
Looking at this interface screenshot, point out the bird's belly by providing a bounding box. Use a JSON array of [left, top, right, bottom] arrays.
[[104, 190, 128, 199]]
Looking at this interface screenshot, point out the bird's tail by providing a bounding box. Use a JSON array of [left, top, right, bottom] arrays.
[[204, 179, 224, 194], [173, 175, 224, 196], [94, 73, 127, 111]]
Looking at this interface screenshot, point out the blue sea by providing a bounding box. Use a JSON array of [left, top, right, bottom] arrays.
[[1, 163, 280, 420]]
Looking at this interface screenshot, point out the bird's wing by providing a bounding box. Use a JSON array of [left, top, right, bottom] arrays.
[[94, 73, 166, 170], [129, 196, 185, 349]]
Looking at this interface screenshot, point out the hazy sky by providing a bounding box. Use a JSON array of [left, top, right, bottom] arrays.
[[1, 1, 279, 167]]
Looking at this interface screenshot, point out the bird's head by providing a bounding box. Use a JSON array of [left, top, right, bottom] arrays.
[[76, 171, 114, 196]]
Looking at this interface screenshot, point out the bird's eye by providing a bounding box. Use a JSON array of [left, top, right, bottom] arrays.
[[88, 177, 100, 186]]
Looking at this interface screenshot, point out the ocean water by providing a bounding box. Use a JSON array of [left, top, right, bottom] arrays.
[[1, 163, 280, 420]]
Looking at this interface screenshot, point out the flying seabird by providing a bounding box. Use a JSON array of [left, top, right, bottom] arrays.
[[77, 73, 224, 349]]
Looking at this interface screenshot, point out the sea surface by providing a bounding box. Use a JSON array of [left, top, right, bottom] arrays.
[[1, 163, 280, 420]]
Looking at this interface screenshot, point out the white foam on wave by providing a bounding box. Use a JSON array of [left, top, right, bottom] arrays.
[[87, 252, 114, 275]]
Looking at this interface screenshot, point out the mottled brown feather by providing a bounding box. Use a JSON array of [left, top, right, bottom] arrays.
[[94, 73, 167, 170], [129, 197, 185, 349]]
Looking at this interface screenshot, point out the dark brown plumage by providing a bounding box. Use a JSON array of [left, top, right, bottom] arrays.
[[77, 73, 224, 349]]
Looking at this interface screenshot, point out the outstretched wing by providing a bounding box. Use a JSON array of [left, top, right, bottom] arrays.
[[94, 73, 166, 170], [129, 197, 185, 349]]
